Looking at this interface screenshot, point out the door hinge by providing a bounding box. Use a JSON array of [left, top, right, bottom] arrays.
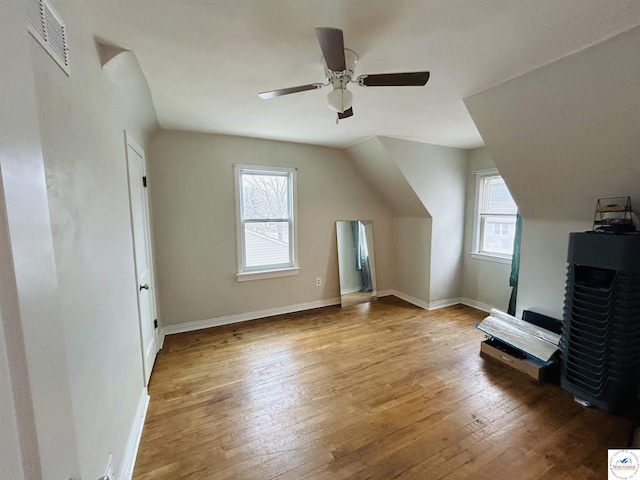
[[142, 176, 147, 187], [154, 319, 158, 329]]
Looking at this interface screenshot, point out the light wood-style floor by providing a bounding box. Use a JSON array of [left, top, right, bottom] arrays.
[[133, 297, 633, 480]]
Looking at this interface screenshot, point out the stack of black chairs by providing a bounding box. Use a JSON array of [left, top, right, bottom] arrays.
[[561, 232, 640, 413]]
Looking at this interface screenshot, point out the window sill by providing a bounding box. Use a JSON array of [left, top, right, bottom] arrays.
[[470, 252, 513, 265], [236, 267, 300, 282]]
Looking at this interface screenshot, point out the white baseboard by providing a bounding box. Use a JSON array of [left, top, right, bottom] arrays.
[[377, 289, 394, 297], [428, 297, 463, 310], [378, 290, 466, 311], [385, 290, 430, 310], [158, 293, 493, 344], [161, 297, 342, 338], [119, 388, 149, 480], [459, 297, 494, 313], [383, 291, 494, 313]]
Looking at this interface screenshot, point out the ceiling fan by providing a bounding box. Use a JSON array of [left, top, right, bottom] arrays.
[[258, 27, 430, 121]]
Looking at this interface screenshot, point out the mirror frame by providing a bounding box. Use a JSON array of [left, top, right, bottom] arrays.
[[336, 220, 377, 307]]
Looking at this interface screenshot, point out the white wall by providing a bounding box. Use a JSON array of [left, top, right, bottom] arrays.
[[0, 310, 25, 480], [148, 130, 393, 327], [392, 217, 432, 307], [379, 137, 468, 303], [345, 137, 431, 306], [517, 219, 591, 319], [461, 147, 512, 311], [27, 1, 160, 478], [346, 138, 428, 217], [465, 26, 640, 319], [464, 25, 640, 222], [0, 0, 79, 478], [346, 136, 469, 307]]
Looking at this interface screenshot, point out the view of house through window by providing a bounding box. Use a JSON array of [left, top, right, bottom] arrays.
[[476, 173, 517, 258], [235, 165, 297, 275]]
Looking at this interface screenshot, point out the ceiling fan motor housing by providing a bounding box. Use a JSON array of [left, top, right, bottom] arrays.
[[324, 48, 358, 113], [323, 48, 358, 88], [258, 27, 429, 121]]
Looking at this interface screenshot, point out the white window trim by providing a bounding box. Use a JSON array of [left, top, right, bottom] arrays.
[[234, 164, 299, 281], [470, 169, 515, 264], [236, 267, 300, 282], [470, 252, 513, 265]]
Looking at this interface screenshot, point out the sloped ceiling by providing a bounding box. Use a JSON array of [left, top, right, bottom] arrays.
[[74, 0, 640, 149], [346, 137, 428, 217], [464, 25, 640, 220]]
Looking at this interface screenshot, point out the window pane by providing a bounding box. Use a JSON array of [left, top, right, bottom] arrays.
[[480, 215, 516, 255], [244, 221, 290, 267], [235, 165, 297, 275], [242, 173, 290, 220], [484, 177, 517, 214]]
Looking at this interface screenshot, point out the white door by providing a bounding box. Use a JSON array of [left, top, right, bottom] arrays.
[[126, 134, 158, 386]]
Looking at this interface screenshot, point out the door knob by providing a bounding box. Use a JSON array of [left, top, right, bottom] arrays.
[[139, 283, 150, 291]]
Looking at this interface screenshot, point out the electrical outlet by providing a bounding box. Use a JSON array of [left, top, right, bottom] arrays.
[[315, 277, 322, 287]]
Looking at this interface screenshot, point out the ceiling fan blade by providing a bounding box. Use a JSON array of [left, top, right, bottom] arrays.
[[258, 83, 324, 99], [356, 71, 430, 87], [315, 27, 346, 72], [338, 107, 354, 120]]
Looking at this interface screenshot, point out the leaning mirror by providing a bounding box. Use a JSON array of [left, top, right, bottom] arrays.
[[336, 220, 377, 307]]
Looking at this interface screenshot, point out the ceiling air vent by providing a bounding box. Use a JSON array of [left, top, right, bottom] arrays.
[[26, 0, 69, 75]]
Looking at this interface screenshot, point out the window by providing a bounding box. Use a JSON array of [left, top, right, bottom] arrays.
[[492, 223, 510, 236], [234, 165, 298, 281], [472, 171, 517, 262]]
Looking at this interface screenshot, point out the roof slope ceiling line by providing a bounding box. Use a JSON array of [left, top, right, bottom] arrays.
[[80, 0, 640, 149], [345, 136, 429, 218], [464, 21, 640, 99], [377, 136, 468, 220], [463, 25, 640, 221], [376, 137, 468, 303]]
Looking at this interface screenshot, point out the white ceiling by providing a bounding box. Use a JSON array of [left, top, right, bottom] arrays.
[[78, 0, 640, 149]]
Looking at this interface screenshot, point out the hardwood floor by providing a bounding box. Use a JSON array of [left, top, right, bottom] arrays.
[[133, 297, 632, 479]]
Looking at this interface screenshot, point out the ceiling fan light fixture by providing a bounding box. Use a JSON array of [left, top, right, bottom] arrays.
[[327, 88, 353, 113], [257, 28, 430, 122]]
